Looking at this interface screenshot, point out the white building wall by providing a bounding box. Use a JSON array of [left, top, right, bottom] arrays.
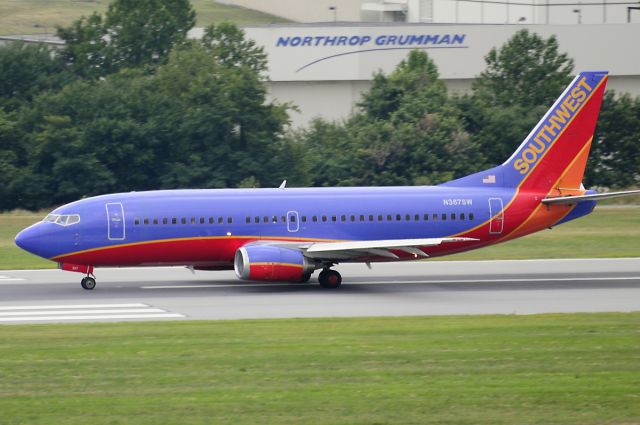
[[217, 0, 365, 22], [218, 0, 640, 25], [237, 23, 640, 127]]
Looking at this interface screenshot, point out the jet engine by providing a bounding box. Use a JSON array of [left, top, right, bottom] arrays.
[[234, 245, 315, 282]]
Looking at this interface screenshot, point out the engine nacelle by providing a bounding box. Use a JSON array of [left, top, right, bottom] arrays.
[[234, 245, 315, 282]]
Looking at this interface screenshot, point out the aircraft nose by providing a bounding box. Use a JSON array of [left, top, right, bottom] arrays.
[[15, 224, 46, 257]]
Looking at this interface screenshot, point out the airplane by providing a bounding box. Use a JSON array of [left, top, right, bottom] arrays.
[[15, 70, 640, 290]]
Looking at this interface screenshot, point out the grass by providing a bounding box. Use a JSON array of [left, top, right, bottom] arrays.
[[2, 206, 638, 270], [0, 313, 639, 424], [0, 0, 287, 36], [447, 205, 640, 260]]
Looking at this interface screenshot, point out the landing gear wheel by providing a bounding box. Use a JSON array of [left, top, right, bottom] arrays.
[[81, 276, 96, 290], [300, 272, 313, 283], [318, 269, 342, 289]]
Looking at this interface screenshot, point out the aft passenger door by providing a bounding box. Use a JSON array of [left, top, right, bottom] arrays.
[[488, 198, 504, 235]]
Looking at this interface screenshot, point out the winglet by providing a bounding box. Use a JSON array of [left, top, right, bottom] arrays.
[[279, 180, 287, 189]]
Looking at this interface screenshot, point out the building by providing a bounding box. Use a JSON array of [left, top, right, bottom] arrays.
[[226, 23, 640, 127], [219, 0, 640, 25]]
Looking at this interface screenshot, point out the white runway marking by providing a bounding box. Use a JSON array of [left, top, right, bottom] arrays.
[[141, 276, 640, 289], [0, 303, 184, 323], [0, 303, 149, 310], [0, 275, 25, 282]]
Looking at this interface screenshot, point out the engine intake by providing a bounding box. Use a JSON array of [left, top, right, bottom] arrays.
[[234, 245, 315, 282]]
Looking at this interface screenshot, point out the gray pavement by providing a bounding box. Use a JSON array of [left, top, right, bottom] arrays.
[[0, 258, 639, 323]]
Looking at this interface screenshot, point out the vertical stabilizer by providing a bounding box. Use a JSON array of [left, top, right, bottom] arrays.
[[443, 71, 608, 192]]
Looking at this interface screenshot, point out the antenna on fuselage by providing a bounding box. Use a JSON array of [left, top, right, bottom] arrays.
[[279, 180, 287, 189]]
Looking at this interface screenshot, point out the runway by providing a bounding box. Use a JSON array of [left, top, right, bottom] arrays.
[[0, 258, 639, 323]]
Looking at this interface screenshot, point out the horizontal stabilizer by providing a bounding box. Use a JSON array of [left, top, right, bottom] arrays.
[[541, 189, 640, 205]]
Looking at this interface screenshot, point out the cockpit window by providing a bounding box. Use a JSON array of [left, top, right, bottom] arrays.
[[43, 214, 81, 226]]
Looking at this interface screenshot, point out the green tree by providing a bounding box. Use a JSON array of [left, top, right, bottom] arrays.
[[201, 22, 267, 73], [472, 29, 574, 108], [9, 23, 293, 209], [299, 50, 482, 187], [587, 91, 640, 188], [56, 13, 111, 79], [0, 42, 71, 111], [57, 0, 195, 78], [460, 29, 574, 164], [105, 0, 195, 70]]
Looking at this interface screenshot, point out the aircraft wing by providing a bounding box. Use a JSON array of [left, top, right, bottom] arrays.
[[541, 189, 640, 205], [255, 237, 478, 260]]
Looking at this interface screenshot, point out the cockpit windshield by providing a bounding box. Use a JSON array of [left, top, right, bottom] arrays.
[[43, 214, 80, 226]]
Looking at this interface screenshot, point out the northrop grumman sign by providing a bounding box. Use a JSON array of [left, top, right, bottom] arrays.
[[241, 24, 639, 83], [275, 33, 466, 48], [242, 26, 473, 82]]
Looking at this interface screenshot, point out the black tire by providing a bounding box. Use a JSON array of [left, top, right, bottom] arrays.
[[81, 276, 96, 290], [319, 269, 342, 289]]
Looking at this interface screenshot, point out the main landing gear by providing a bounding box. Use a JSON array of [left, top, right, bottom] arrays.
[[318, 268, 342, 289], [81, 274, 96, 290]]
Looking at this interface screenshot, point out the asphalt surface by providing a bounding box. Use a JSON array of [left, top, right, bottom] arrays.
[[0, 258, 639, 323]]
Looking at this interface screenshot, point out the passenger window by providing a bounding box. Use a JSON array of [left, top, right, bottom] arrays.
[[272, 216, 278, 223], [134, 218, 140, 225], [369, 215, 374, 221], [469, 213, 475, 220], [312, 216, 318, 222], [331, 215, 336, 222], [360, 215, 365, 222], [153, 218, 158, 225], [460, 213, 465, 220], [144, 218, 149, 225], [227, 217, 233, 224], [181, 218, 186, 225], [396, 214, 401, 221], [451, 213, 456, 220], [341, 215, 346, 222], [254, 217, 260, 224], [200, 217, 205, 224], [441, 213, 447, 221], [423, 214, 429, 221], [163, 218, 168, 225], [209, 217, 214, 224], [321, 215, 327, 222], [218, 217, 223, 224], [387, 214, 392, 221], [432, 214, 438, 221], [291, 215, 297, 223], [172, 218, 177, 224], [246, 217, 251, 224], [190, 217, 196, 224], [405, 214, 411, 221], [378, 214, 383, 221], [350, 215, 355, 222], [415, 214, 420, 221], [263, 216, 269, 223]]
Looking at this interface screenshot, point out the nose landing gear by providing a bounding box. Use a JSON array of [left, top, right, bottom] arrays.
[[81, 274, 96, 290]]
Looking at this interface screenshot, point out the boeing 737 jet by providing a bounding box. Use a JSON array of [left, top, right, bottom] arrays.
[[15, 71, 640, 289]]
